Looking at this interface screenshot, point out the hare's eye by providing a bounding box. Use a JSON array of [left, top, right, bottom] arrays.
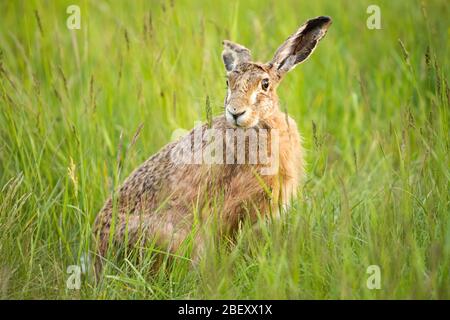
[[261, 78, 270, 91], [226, 80, 229, 87]]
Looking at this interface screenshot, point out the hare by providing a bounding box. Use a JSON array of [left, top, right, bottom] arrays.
[[94, 16, 332, 272]]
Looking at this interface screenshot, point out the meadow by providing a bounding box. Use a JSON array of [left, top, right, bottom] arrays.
[[0, 0, 448, 299]]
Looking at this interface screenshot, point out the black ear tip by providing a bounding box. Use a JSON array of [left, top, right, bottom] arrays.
[[317, 16, 332, 25], [319, 16, 332, 21], [321, 16, 333, 25]]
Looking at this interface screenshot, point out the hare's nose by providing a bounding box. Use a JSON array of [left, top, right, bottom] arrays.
[[231, 110, 246, 120]]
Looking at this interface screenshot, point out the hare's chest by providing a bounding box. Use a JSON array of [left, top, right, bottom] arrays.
[[275, 126, 304, 205]]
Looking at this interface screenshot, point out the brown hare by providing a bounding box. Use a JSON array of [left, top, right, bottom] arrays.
[[94, 16, 332, 272]]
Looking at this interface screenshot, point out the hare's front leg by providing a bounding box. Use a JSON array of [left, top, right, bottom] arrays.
[[280, 178, 299, 211], [219, 170, 273, 228]]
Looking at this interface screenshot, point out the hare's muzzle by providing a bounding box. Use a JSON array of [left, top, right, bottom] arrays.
[[226, 106, 250, 127]]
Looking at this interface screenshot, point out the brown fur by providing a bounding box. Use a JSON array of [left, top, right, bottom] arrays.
[[93, 16, 332, 273]]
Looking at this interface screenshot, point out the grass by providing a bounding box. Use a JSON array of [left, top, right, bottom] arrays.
[[0, 0, 449, 299]]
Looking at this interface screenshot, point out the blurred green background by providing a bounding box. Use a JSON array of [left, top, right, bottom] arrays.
[[0, 0, 448, 299]]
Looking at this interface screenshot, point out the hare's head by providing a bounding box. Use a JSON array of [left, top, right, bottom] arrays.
[[222, 16, 332, 128]]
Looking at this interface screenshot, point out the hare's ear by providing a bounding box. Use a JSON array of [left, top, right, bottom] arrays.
[[222, 40, 252, 72], [269, 16, 332, 76]]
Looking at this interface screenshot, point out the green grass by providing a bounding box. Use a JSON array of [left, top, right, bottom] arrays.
[[0, 0, 449, 299]]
